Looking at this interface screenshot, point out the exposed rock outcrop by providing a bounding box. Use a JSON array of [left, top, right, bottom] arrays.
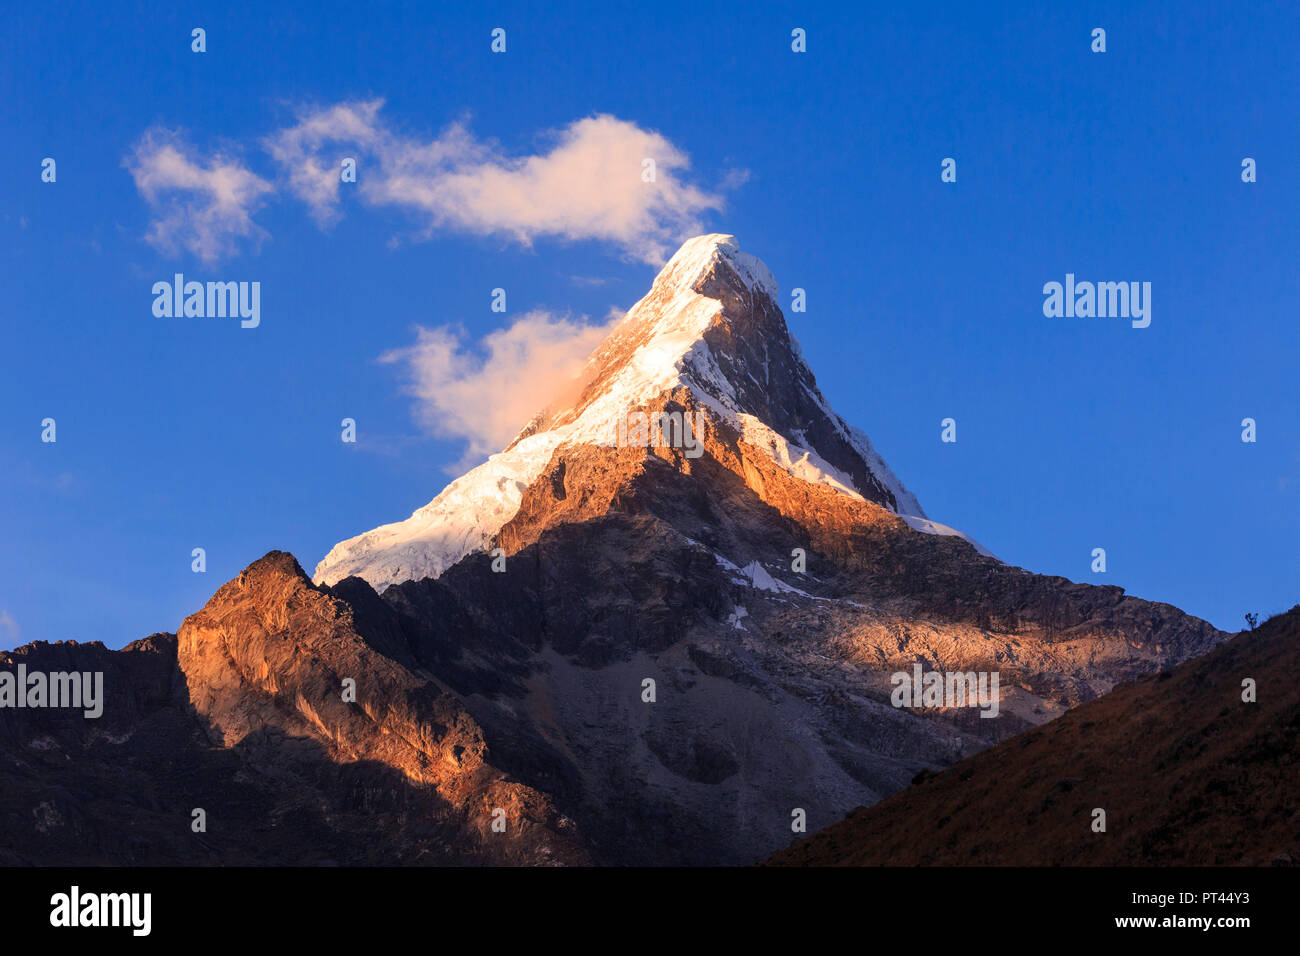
[[0, 553, 586, 866]]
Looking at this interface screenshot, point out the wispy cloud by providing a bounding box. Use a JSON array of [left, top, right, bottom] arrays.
[[261, 100, 386, 226], [0, 610, 19, 644], [380, 310, 618, 469], [125, 128, 273, 262], [266, 101, 727, 263]]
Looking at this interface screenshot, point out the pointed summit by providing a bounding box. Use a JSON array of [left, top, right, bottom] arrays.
[[651, 232, 779, 300], [315, 235, 979, 591]]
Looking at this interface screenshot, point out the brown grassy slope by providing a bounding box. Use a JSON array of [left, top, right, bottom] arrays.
[[767, 607, 1300, 866]]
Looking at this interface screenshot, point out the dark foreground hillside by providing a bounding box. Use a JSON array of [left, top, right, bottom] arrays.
[[768, 607, 1300, 866]]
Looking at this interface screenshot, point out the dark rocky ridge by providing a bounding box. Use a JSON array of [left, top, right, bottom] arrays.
[[0, 503, 1233, 866]]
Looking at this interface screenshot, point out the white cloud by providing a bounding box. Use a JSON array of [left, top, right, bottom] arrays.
[[0, 610, 19, 644], [127, 105, 739, 263], [261, 100, 386, 226], [267, 101, 726, 263], [380, 310, 619, 468], [125, 129, 273, 262]]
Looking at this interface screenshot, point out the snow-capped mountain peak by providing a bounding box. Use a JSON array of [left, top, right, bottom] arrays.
[[314, 234, 984, 591]]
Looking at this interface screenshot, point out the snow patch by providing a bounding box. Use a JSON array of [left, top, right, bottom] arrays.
[[899, 515, 997, 559], [740, 561, 811, 597]]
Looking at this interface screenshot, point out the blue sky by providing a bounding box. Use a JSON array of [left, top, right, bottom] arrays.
[[2, 0, 1296, 648]]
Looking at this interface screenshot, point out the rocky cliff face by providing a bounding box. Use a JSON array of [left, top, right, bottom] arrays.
[[0, 236, 1237, 866]]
